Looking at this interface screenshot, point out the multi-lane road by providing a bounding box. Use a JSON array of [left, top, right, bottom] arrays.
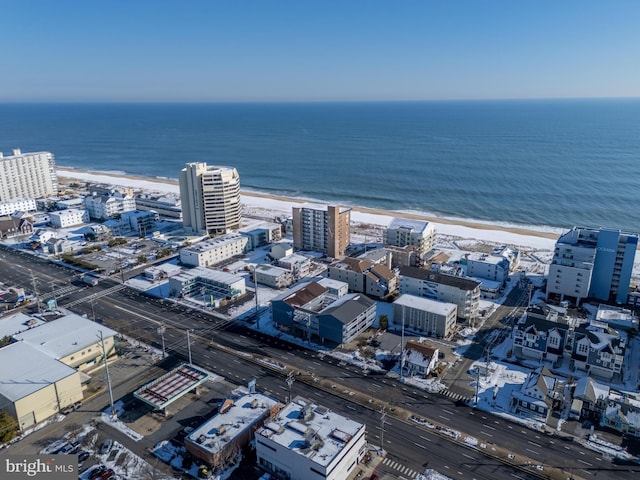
[[1, 245, 638, 479]]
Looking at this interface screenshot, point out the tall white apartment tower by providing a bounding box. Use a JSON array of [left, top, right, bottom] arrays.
[[0, 149, 58, 201], [179, 162, 242, 236]]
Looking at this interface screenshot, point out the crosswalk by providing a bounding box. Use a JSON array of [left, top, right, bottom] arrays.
[[440, 389, 471, 403], [382, 457, 420, 479]]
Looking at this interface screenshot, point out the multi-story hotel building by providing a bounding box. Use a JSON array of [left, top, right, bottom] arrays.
[[0, 149, 58, 202], [179, 162, 241, 236], [292, 205, 351, 258], [546, 226, 638, 305]]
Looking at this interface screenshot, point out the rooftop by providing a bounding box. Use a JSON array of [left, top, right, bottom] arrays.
[[12, 313, 118, 359], [186, 393, 280, 455], [399, 266, 481, 291], [134, 364, 209, 409], [388, 217, 431, 233], [0, 342, 79, 402], [182, 234, 247, 253], [0, 311, 45, 339], [394, 294, 456, 316], [172, 267, 245, 285], [256, 396, 365, 467]]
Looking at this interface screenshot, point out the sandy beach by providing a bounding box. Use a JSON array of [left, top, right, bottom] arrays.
[[57, 167, 559, 250]]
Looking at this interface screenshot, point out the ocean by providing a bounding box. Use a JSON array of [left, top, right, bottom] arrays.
[[1, 100, 639, 233]]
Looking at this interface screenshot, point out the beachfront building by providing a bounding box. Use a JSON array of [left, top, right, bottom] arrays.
[[384, 218, 436, 256], [327, 257, 398, 299], [49, 209, 90, 228], [255, 396, 367, 480], [399, 267, 481, 324], [180, 234, 248, 267], [0, 149, 58, 202], [0, 198, 37, 216], [84, 191, 136, 220], [270, 242, 294, 260], [546, 226, 638, 306], [169, 267, 246, 303], [292, 204, 351, 258], [271, 281, 376, 345], [463, 253, 511, 285], [392, 294, 457, 339], [179, 162, 241, 236], [185, 392, 281, 469], [254, 264, 294, 289], [135, 193, 182, 220]]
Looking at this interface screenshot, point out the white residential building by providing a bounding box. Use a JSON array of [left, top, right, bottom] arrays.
[[277, 253, 312, 279], [179, 162, 241, 236], [84, 192, 136, 220], [0, 198, 37, 216], [254, 264, 294, 289], [256, 396, 367, 480], [0, 149, 58, 202], [393, 294, 457, 338], [49, 209, 90, 228], [465, 253, 510, 284], [179, 234, 248, 267], [399, 267, 481, 324], [384, 218, 436, 256]]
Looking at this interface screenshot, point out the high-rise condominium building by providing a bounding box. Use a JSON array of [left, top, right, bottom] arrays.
[[546, 226, 638, 305], [179, 162, 241, 236], [0, 149, 58, 202], [292, 205, 351, 258]]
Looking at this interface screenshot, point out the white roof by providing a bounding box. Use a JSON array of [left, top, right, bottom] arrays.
[[173, 267, 245, 285], [186, 393, 279, 455], [388, 217, 431, 232], [279, 253, 309, 264], [256, 396, 364, 467], [394, 294, 456, 316], [182, 234, 247, 253], [466, 252, 509, 265], [0, 342, 79, 402], [13, 313, 117, 359], [317, 277, 348, 290], [256, 264, 290, 277], [0, 312, 45, 338]]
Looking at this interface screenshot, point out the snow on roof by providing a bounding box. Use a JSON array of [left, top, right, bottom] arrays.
[[317, 277, 348, 291], [466, 253, 509, 266], [13, 313, 117, 359], [0, 342, 79, 401], [182, 234, 247, 253], [0, 311, 45, 338], [256, 396, 365, 467], [388, 217, 431, 232], [469, 277, 503, 290], [186, 393, 279, 455], [256, 264, 290, 277], [394, 294, 456, 317]]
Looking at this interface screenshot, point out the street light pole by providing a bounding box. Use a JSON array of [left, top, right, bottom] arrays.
[[187, 329, 193, 365], [98, 330, 116, 417], [158, 324, 166, 359], [380, 407, 387, 452], [286, 371, 295, 403]]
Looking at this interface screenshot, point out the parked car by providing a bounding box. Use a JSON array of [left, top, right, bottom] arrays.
[[88, 465, 108, 480], [99, 468, 115, 480], [77, 450, 90, 464], [100, 439, 113, 455]]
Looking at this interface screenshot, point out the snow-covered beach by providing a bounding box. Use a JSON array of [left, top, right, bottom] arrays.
[[57, 167, 559, 251]]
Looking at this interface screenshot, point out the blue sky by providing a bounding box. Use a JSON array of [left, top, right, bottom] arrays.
[[2, 0, 639, 102]]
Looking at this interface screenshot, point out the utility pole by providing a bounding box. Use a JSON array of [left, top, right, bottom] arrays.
[[201, 286, 206, 308], [380, 407, 387, 452], [286, 371, 295, 403], [30, 269, 42, 313], [158, 324, 166, 358], [400, 306, 405, 381], [98, 330, 116, 417], [253, 265, 260, 329], [187, 329, 193, 365], [475, 365, 480, 406]]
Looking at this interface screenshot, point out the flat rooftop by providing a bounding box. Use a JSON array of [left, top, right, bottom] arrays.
[[134, 364, 210, 409], [12, 313, 118, 359], [0, 311, 45, 339], [256, 396, 365, 467], [394, 293, 456, 316], [186, 393, 279, 455]]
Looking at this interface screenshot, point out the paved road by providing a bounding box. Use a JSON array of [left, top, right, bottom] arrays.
[[1, 246, 638, 479]]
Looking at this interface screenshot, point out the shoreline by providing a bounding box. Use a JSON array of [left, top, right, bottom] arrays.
[[57, 166, 560, 247]]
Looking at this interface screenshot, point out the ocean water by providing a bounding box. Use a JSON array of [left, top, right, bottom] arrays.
[[1, 100, 639, 233]]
